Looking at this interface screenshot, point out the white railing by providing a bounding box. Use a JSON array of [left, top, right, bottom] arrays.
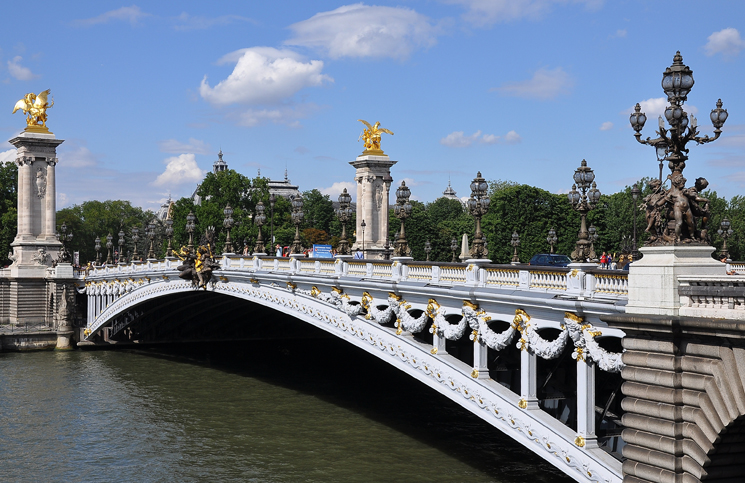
[[299, 259, 316, 274], [372, 262, 392, 279], [318, 260, 336, 275], [679, 276, 745, 320], [485, 267, 520, 287], [347, 261, 367, 277], [593, 272, 629, 296], [439, 265, 467, 284], [405, 264, 432, 281], [275, 258, 291, 272], [529, 270, 568, 291]]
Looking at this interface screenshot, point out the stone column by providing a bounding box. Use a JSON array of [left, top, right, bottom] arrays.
[[43, 158, 57, 239], [350, 154, 397, 260], [576, 358, 597, 448], [520, 350, 540, 409]]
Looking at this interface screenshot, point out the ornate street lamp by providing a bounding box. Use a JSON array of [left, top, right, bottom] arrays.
[[290, 194, 304, 255], [424, 239, 432, 261], [336, 188, 353, 255], [131, 226, 140, 261], [118, 230, 125, 265], [547, 227, 557, 254], [361, 220, 366, 258], [58, 222, 73, 263], [468, 172, 490, 259], [393, 181, 413, 257], [105, 233, 113, 265], [186, 211, 196, 251], [146, 221, 156, 259], [253, 201, 267, 254], [718, 218, 734, 259], [630, 52, 727, 178], [631, 183, 641, 255], [94, 236, 101, 265], [165, 218, 174, 257], [451, 237, 458, 263], [568, 160, 601, 262], [223, 204, 235, 254], [511, 232, 520, 264], [269, 193, 276, 246]]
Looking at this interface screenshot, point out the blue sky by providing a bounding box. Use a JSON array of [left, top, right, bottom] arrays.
[[2, 1, 744, 211]]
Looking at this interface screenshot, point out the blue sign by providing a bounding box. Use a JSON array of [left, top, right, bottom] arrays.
[[312, 244, 333, 258]]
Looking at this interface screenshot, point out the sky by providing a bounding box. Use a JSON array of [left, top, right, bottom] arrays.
[[1, 1, 745, 212]]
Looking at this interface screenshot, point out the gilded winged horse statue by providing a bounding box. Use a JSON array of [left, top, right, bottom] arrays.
[[358, 120, 394, 155], [13, 89, 54, 133]]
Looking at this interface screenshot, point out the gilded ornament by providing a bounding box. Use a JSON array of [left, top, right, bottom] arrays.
[[286, 282, 297, 290], [518, 398, 528, 409], [13, 89, 54, 134], [388, 292, 401, 301], [249, 278, 259, 284], [470, 369, 479, 378], [564, 311, 584, 324], [310, 286, 321, 298], [463, 300, 479, 311], [357, 119, 393, 155], [574, 435, 586, 447], [430, 347, 438, 355]]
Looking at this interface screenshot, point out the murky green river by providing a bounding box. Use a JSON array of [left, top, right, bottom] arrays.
[[0, 339, 572, 482]]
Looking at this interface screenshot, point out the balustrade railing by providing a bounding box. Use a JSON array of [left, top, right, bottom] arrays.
[[372, 262, 393, 279], [528, 268, 568, 291], [679, 275, 745, 319], [591, 271, 629, 296], [439, 265, 467, 284], [484, 267, 520, 287], [347, 261, 367, 277], [405, 264, 433, 281]]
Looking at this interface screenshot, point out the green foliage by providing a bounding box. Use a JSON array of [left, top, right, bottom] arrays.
[[57, 200, 154, 263], [0, 161, 17, 266]]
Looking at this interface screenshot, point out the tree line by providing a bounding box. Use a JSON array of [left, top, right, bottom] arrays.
[[0, 162, 742, 266]]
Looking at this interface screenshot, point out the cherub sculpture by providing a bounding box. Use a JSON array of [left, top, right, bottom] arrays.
[[13, 90, 54, 131], [358, 120, 394, 154]]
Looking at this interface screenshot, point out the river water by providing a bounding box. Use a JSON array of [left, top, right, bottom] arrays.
[[0, 339, 572, 483]]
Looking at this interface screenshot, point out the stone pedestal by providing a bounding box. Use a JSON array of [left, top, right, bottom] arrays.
[[350, 154, 396, 260], [626, 245, 724, 316]]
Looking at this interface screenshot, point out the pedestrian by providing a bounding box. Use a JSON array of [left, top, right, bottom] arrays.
[[353, 248, 363, 259], [275, 244, 282, 257], [600, 252, 608, 269]]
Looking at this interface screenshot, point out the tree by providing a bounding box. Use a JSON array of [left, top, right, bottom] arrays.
[[0, 161, 17, 266]]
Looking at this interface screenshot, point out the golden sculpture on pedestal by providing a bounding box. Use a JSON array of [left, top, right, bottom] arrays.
[[12, 89, 54, 133], [358, 119, 393, 155]]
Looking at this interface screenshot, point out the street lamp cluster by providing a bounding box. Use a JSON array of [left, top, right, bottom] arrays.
[[567, 160, 601, 262], [393, 181, 413, 257], [335, 188, 353, 256], [468, 172, 490, 260]]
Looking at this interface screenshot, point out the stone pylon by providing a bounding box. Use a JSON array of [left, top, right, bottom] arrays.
[[5, 131, 65, 325], [350, 154, 395, 259]]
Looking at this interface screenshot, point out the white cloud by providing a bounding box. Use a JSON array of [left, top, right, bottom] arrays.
[[59, 146, 98, 168], [7, 56, 38, 81], [321, 181, 357, 200], [173, 13, 254, 31], [73, 6, 150, 26], [445, 0, 602, 27], [158, 138, 211, 154], [286, 4, 438, 59], [504, 130, 522, 144], [600, 121, 614, 131], [0, 149, 16, 163], [493, 67, 573, 100], [441, 129, 521, 147], [704, 28, 745, 57], [200, 47, 332, 106], [57, 192, 69, 208], [153, 154, 206, 186], [614, 29, 626, 38], [238, 105, 318, 128], [440, 130, 482, 147]]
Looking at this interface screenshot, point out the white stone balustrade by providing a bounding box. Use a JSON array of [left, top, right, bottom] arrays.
[[529, 269, 568, 291]]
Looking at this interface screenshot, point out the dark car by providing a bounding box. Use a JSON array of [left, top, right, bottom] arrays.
[[528, 254, 572, 267]]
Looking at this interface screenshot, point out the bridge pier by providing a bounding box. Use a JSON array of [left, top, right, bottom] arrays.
[[520, 350, 540, 409]]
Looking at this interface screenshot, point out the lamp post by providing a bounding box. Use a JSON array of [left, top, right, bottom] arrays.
[[94, 236, 101, 265], [468, 172, 490, 259], [424, 239, 431, 261], [547, 227, 557, 254], [630, 52, 727, 179], [146, 222, 156, 259], [223, 204, 235, 254], [186, 211, 196, 252], [451, 237, 458, 263], [58, 222, 73, 263], [165, 218, 174, 257], [361, 220, 366, 258], [718, 218, 733, 259], [253, 201, 266, 254], [336, 188, 353, 256], [631, 183, 641, 255], [290, 194, 304, 255], [131, 226, 140, 261], [269, 193, 276, 246], [118, 230, 125, 264], [568, 160, 601, 262], [393, 181, 412, 257], [588, 224, 599, 258], [105, 233, 113, 265], [511, 232, 520, 264]]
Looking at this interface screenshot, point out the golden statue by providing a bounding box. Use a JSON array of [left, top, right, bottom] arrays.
[[13, 89, 54, 133], [358, 120, 393, 155]]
